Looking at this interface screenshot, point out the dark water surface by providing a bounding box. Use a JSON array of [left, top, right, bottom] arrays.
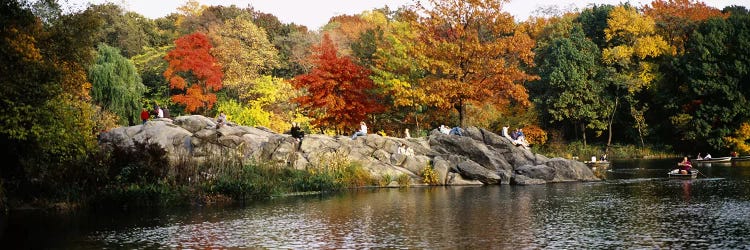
[[2, 159, 750, 248]]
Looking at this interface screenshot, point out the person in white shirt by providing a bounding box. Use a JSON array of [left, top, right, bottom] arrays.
[[439, 125, 450, 135], [351, 121, 368, 139]]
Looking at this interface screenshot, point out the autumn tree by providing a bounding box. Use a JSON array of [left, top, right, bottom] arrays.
[[323, 14, 378, 55], [602, 5, 669, 148], [163, 32, 223, 113], [88, 43, 145, 125], [643, 0, 727, 55], [211, 14, 279, 102], [250, 10, 313, 78], [217, 76, 299, 132], [368, 8, 432, 133], [414, 0, 537, 127], [292, 34, 384, 132]]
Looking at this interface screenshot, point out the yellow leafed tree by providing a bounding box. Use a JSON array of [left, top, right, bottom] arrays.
[[211, 15, 280, 103], [414, 0, 537, 127], [725, 122, 750, 155]]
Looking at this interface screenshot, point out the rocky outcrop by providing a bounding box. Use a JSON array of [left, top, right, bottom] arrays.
[[99, 115, 598, 186]]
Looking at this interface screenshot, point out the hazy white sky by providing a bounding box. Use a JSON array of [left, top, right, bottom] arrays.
[[59, 0, 748, 30]]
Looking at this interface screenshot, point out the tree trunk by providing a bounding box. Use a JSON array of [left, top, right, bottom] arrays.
[[607, 97, 619, 152], [457, 99, 465, 128], [415, 106, 420, 136], [638, 127, 645, 149], [582, 122, 587, 147]]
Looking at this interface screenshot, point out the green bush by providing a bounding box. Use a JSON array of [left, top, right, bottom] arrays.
[[378, 173, 393, 187], [397, 174, 411, 187]]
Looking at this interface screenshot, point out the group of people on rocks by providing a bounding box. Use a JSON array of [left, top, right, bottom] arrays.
[[438, 125, 463, 136], [501, 126, 529, 148], [140, 104, 170, 124]]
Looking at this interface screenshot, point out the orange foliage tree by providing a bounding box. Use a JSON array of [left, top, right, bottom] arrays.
[[163, 32, 223, 113], [292, 33, 384, 132], [414, 0, 537, 127], [643, 0, 727, 55]]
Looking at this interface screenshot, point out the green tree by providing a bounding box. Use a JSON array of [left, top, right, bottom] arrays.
[[131, 45, 172, 106], [86, 3, 156, 57], [675, 11, 750, 151], [577, 4, 615, 48], [1, 0, 105, 199], [89, 43, 145, 125], [369, 9, 430, 133], [533, 25, 608, 146]]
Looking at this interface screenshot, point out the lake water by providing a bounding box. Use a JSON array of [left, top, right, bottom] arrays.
[[2, 159, 750, 248]]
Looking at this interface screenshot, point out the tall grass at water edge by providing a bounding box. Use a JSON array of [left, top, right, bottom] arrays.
[[534, 141, 678, 160], [92, 142, 376, 208]]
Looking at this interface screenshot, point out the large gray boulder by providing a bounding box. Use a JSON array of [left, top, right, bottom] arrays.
[[99, 115, 598, 186]]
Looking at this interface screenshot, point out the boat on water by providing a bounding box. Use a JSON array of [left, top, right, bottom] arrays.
[[668, 169, 699, 179], [731, 156, 750, 162], [693, 156, 732, 164], [584, 160, 610, 167]]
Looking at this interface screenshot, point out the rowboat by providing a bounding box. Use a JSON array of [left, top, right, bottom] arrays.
[[693, 156, 732, 164], [584, 160, 610, 167], [668, 169, 699, 179], [731, 156, 750, 162]]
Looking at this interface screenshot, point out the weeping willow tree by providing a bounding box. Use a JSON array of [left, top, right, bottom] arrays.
[[89, 43, 145, 125]]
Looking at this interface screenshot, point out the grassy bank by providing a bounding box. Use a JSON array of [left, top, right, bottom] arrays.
[[89, 142, 377, 209], [534, 141, 678, 160]]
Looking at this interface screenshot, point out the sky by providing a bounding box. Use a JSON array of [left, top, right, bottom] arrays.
[[59, 0, 749, 30]]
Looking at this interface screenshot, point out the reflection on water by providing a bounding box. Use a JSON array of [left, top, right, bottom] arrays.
[[2, 159, 750, 248]]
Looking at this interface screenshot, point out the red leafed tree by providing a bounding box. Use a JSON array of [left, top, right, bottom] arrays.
[[293, 33, 384, 132], [164, 32, 223, 113]]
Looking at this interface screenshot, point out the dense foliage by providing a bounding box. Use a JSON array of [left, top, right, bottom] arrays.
[[2, 0, 750, 208], [89, 43, 145, 125]]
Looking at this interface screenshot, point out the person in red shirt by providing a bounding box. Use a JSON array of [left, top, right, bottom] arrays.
[[678, 157, 692, 174], [140, 108, 150, 124]]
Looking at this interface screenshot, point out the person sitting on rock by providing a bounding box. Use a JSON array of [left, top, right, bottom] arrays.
[[351, 121, 368, 139], [290, 122, 304, 142], [397, 143, 407, 155], [140, 108, 150, 124], [397, 143, 414, 156], [162, 107, 171, 119], [439, 125, 450, 135], [449, 126, 463, 136], [216, 112, 227, 129], [502, 126, 510, 138]]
